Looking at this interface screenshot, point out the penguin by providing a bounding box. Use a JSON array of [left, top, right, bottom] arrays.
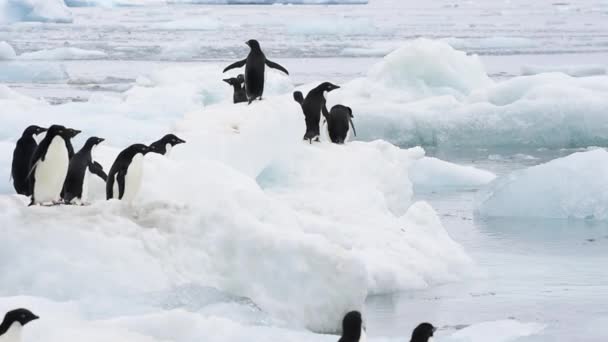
[[29, 125, 76, 205], [293, 82, 340, 143], [106, 144, 154, 201], [324, 105, 357, 144], [410, 323, 436, 342], [223, 39, 289, 104], [62, 137, 107, 205], [338, 311, 366, 342], [11, 125, 47, 196], [0, 308, 39, 342], [65, 128, 82, 159], [223, 74, 248, 104], [149, 134, 186, 156]]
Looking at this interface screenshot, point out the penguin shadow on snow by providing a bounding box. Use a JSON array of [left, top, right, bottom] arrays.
[[223, 39, 289, 104], [293, 82, 357, 144]]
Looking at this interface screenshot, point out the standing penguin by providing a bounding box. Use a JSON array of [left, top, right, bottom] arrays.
[[0, 308, 39, 342], [29, 124, 76, 205], [223, 74, 248, 104], [11, 125, 47, 196], [410, 323, 436, 342], [62, 137, 107, 205], [149, 134, 186, 156], [106, 144, 154, 201], [223, 39, 289, 104], [293, 82, 340, 143], [324, 105, 357, 144], [338, 311, 366, 342]]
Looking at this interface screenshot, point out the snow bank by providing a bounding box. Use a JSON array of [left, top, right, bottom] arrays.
[[0, 62, 68, 83], [328, 39, 608, 149], [521, 64, 607, 77], [410, 157, 496, 191], [478, 149, 608, 220], [20, 47, 107, 60], [0, 0, 72, 23], [442, 37, 536, 50], [445, 320, 545, 342], [0, 65, 471, 332], [0, 41, 17, 60]]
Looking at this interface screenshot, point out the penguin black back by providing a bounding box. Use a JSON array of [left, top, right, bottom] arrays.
[[410, 323, 436, 342], [149, 134, 186, 155], [11, 125, 47, 195], [223, 39, 289, 104], [0, 308, 38, 336], [327, 105, 356, 144], [338, 311, 363, 342], [223, 74, 247, 104], [62, 137, 106, 204], [293, 82, 340, 143], [106, 144, 152, 200]]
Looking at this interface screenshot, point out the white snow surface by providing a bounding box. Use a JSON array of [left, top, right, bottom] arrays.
[[0, 59, 473, 335], [521, 64, 607, 77], [478, 149, 608, 220], [19, 47, 107, 60]]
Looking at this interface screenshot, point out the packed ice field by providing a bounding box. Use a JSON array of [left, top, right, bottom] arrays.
[[1, 0, 608, 341]]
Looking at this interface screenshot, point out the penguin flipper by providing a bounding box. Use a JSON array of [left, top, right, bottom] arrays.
[[117, 170, 127, 200], [89, 161, 108, 182], [349, 117, 357, 137], [293, 91, 304, 107], [265, 59, 289, 75], [223, 59, 247, 73]]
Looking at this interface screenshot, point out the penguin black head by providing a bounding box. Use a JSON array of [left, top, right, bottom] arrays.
[[66, 128, 82, 138], [1, 308, 39, 328], [158, 134, 186, 147], [245, 39, 261, 51], [85, 136, 105, 148], [340, 311, 364, 342], [46, 124, 68, 137], [22, 125, 47, 137], [410, 322, 436, 342], [223, 77, 244, 86], [236, 74, 245, 83], [317, 82, 340, 93]]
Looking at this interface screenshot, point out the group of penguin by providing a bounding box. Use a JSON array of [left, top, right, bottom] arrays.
[[1, 309, 436, 342], [223, 39, 356, 144], [11, 124, 185, 205]]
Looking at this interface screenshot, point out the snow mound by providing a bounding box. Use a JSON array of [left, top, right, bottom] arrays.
[[365, 38, 493, 101], [521, 64, 607, 77], [0, 62, 69, 83], [19, 47, 107, 60], [0, 41, 16, 60], [410, 157, 496, 191], [0, 0, 72, 23], [478, 149, 608, 220]]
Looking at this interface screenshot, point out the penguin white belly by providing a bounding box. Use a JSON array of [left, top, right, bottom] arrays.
[[122, 153, 144, 202], [34, 136, 68, 203], [345, 124, 353, 143], [80, 169, 90, 204], [0, 322, 22, 342], [320, 119, 330, 142], [112, 174, 119, 199], [164, 143, 172, 157], [359, 328, 367, 342]]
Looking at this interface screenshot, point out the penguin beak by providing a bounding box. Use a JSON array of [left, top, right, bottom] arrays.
[[223, 79, 231, 84], [98, 138, 105, 143], [332, 85, 341, 91], [70, 129, 82, 137], [178, 138, 186, 144], [245, 41, 250, 46]]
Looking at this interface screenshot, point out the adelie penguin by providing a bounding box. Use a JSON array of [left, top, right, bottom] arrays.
[[106, 144, 155, 202], [149, 134, 186, 156], [0, 308, 39, 342], [62, 137, 107, 205], [223, 39, 289, 104], [324, 105, 357, 144], [28, 124, 78, 206], [223, 74, 248, 104], [338, 311, 366, 342], [293, 82, 340, 143], [11, 125, 47, 196], [410, 323, 436, 342]]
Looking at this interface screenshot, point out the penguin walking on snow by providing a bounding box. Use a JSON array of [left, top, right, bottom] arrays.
[[410, 323, 436, 342], [11, 125, 47, 196], [149, 134, 186, 156], [106, 144, 155, 201], [29, 125, 77, 205], [293, 82, 340, 143], [0, 308, 39, 342], [223, 74, 248, 104], [338, 311, 366, 342], [62, 137, 107, 205], [324, 105, 357, 144], [223, 39, 289, 104]]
